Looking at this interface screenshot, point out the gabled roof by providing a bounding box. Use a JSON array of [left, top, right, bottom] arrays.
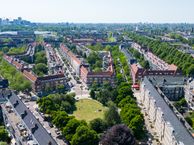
[[143, 77, 194, 145], [4, 91, 58, 145]]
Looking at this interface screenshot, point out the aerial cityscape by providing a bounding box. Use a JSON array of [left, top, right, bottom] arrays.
[[0, 0, 194, 145]]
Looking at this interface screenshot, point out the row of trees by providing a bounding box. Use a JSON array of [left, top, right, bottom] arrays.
[[129, 48, 150, 69], [88, 44, 145, 140], [90, 82, 145, 140], [128, 33, 194, 76], [0, 55, 31, 91], [33, 44, 48, 76], [7, 45, 26, 55], [169, 33, 194, 46], [169, 33, 189, 44]]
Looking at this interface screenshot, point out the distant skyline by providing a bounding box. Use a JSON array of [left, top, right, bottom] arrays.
[[0, 0, 194, 23]]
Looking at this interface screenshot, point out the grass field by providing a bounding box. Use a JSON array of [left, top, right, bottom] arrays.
[[7, 46, 26, 55], [73, 99, 107, 122]]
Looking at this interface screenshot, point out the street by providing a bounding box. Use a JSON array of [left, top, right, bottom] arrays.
[[56, 48, 90, 99]]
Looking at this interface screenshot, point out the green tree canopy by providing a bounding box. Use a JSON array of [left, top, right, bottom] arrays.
[[71, 125, 99, 145], [89, 118, 107, 133], [104, 102, 121, 127]]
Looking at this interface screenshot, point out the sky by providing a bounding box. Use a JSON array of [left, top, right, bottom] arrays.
[[0, 0, 193, 23]]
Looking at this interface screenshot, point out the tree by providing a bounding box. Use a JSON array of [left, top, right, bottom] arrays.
[[96, 90, 111, 105], [174, 98, 187, 114], [187, 64, 194, 76], [37, 97, 56, 113], [9, 67, 16, 79], [37, 93, 76, 114], [100, 124, 136, 145], [52, 111, 72, 129], [33, 63, 48, 76], [142, 60, 150, 69], [62, 119, 86, 141], [118, 96, 136, 108], [128, 115, 144, 139], [116, 73, 124, 84], [0, 126, 10, 143], [116, 83, 133, 104], [35, 51, 47, 64], [90, 89, 96, 99], [57, 84, 65, 93], [71, 126, 99, 145], [89, 118, 107, 133], [185, 117, 193, 127], [104, 102, 121, 127], [120, 104, 145, 139]]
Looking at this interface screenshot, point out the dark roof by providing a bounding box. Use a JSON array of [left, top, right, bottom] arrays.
[[38, 73, 65, 81], [143, 77, 194, 145], [147, 76, 185, 86], [4, 91, 57, 145]]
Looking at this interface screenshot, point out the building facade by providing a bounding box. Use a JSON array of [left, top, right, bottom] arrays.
[[60, 44, 115, 86], [139, 77, 194, 145], [3, 54, 66, 95]]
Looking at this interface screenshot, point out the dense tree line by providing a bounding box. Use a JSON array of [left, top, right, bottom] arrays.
[[32, 44, 48, 76], [128, 33, 194, 76], [169, 33, 189, 44], [90, 82, 145, 140], [88, 44, 145, 140], [7, 45, 26, 55]]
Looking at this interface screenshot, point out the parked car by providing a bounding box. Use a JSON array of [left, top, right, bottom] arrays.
[[48, 122, 53, 128]]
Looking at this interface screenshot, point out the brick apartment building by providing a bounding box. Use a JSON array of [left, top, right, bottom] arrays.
[[140, 77, 194, 145], [60, 44, 115, 86], [130, 63, 182, 85], [3, 54, 66, 95]]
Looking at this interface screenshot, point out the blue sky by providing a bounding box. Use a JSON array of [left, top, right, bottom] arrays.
[[0, 0, 193, 23]]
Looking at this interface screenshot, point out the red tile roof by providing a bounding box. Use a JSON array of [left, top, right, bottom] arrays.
[[168, 64, 178, 71], [12, 60, 23, 70], [23, 70, 37, 82], [60, 44, 82, 65], [131, 64, 139, 74]]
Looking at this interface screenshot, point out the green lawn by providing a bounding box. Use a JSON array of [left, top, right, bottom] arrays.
[[7, 46, 26, 55], [73, 99, 107, 122]]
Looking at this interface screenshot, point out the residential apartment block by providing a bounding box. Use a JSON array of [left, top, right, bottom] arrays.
[[60, 44, 115, 86], [140, 77, 194, 145], [3, 54, 66, 95]]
